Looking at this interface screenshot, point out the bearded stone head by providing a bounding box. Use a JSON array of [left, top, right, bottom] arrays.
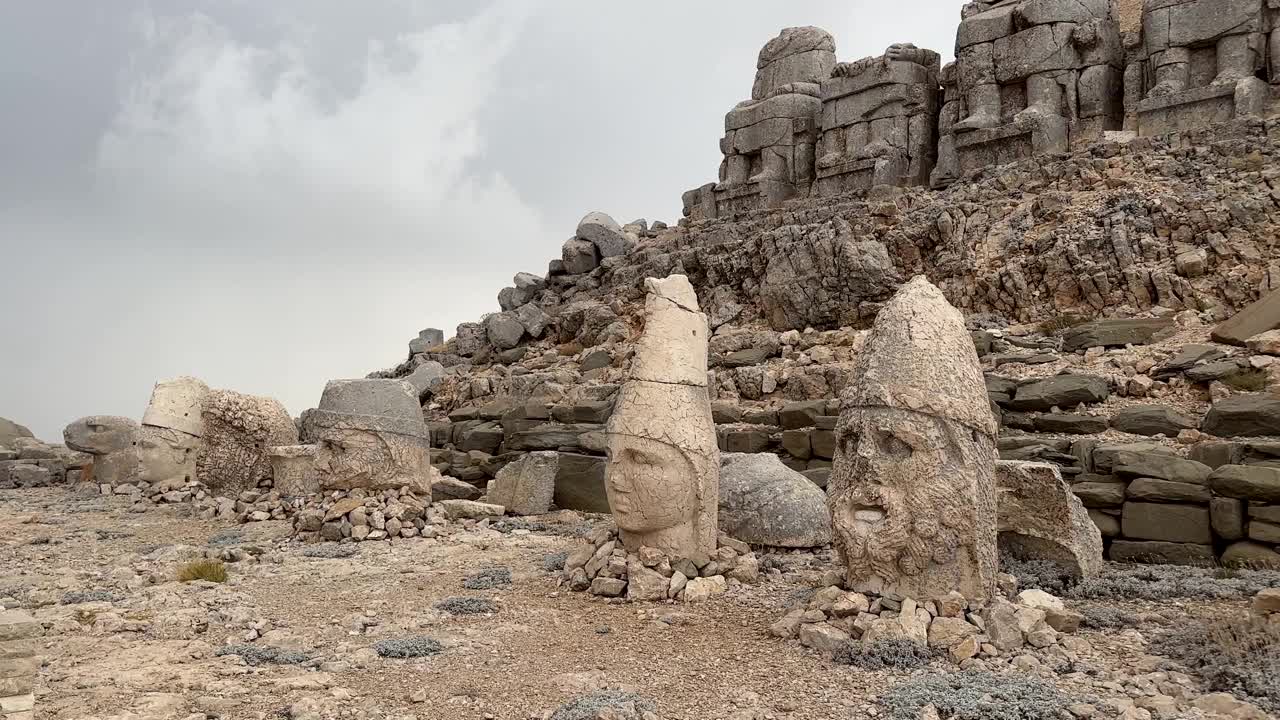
[[829, 406, 993, 596], [308, 379, 437, 495]]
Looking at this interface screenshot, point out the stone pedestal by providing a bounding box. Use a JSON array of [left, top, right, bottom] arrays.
[[0, 610, 40, 720], [267, 445, 319, 497]]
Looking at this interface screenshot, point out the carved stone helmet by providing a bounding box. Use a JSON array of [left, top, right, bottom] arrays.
[[844, 275, 997, 438], [142, 376, 209, 437], [308, 379, 429, 440]]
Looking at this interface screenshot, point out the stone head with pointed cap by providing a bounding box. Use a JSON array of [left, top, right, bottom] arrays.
[[828, 275, 998, 601], [605, 275, 719, 557]]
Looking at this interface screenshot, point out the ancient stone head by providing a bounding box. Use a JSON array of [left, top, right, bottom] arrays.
[[137, 427, 199, 485], [829, 276, 998, 600], [605, 275, 719, 557], [309, 379, 437, 494], [63, 416, 139, 456], [138, 376, 209, 489]]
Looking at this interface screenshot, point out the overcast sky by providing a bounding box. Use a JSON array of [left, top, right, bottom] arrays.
[[0, 1, 958, 441]]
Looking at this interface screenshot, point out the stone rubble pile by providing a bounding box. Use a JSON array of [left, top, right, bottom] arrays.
[[0, 610, 40, 720], [292, 487, 435, 543], [560, 528, 760, 603], [773, 582, 1083, 668]]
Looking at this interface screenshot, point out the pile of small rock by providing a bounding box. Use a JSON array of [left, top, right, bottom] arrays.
[[561, 529, 760, 602], [773, 579, 1084, 667], [292, 487, 435, 542], [0, 435, 87, 489]]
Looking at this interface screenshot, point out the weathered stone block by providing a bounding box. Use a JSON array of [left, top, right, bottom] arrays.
[[1121, 502, 1211, 544]]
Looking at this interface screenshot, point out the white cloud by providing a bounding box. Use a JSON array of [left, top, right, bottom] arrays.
[[3, 2, 556, 440]]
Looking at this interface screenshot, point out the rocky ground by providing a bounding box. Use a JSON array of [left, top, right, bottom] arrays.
[[4, 486, 1278, 720]]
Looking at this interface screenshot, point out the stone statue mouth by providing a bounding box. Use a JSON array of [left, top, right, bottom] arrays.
[[851, 505, 886, 524]]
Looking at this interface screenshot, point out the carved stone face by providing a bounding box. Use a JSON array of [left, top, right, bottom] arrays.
[[830, 407, 983, 588], [313, 427, 432, 493], [605, 434, 698, 534], [137, 429, 196, 485]]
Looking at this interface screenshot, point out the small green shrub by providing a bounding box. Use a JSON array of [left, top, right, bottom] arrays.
[[463, 567, 511, 590], [550, 690, 658, 720], [880, 671, 1088, 720], [435, 597, 498, 615], [301, 543, 359, 559], [373, 636, 443, 658], [834, 639, 934, 670], [1079, 606, 1141, 630], [1224, 371, 1268, 392], [61, 590, 122, 605], [1151, 612, 1280, 713], [1071, 564, 1280, 601], [177, 560, 227, 583], [215, 644, 309, 666]]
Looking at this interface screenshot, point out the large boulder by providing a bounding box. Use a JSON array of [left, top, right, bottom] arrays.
[[719, 452, 832, 548], [1209, 464, 1280, 503], [1202, 394, 1280, 437], [1110, 405, 1198, 437], [996, 461, 1103, 579], [1062, 318, 1175, 352], [485, 312, 526, 350], [561, 238, 600, 275], [483, 451, 559, 516], [0, 417, 33, 450], [576, 212, 633, 258], [1212, 286, 1280, 346], [1009, 375, 1109, 412]]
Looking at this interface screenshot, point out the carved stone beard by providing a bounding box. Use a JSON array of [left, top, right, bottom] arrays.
[[829, 406, 997, 600]]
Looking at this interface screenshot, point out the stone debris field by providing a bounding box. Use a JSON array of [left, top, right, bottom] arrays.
[[9, 1, 1280, 719]]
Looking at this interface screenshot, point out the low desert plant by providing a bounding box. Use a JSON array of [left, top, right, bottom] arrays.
[[435, 597, 498, 615], [879, 671, 1088, 720], [550, 690, 658, 720], [215, 644, 309, 666], [1223, 370, 1268, 392], [373, 636, 443, 658], [463, 567, 511, 590], [60, 590, 122, 605], [301, 543, 359, 559], [177, 559, 227, 583], [834, 638, 934, 670], [542, 551, 569, 572], [1151, 612, 1280, 712], [1071, 564, 1280, 601]]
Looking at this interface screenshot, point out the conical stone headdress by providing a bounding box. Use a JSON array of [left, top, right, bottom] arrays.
[[844, 275, 997, 438]]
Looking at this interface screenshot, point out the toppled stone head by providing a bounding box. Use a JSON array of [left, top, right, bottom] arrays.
[[198, 389, 298, 495], [140, 376, 209, 489], [829, 276, 998, 601], [63, 415, 140, 486], [310, 379, 438, 495], [605, 275, 719, 557]]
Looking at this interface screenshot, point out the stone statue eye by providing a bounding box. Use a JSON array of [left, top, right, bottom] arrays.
[[626, 449, 654, 466], [839, 431, 859, 456], [876, 431, 913, 461]]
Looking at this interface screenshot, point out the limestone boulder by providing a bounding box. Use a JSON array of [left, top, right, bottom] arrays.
[[0, 417, 34, 451], [1246, 330, 1280, 356], [1009, 375, 1109, 412], [1121, 502, 1211, 544], [576, 212, 634, 259], [561, 238, 600, 275], [484, 451, 558, 516], [485, 312, 526, 350], [996, 461, 1103, 579], [1202, 394, 1280, 437], [1061, 318, 1174, 352], [718, 452, 832, 548], [404, 361, 446, 398], [1212, 287, 1280, 346], [1209, 465, 1280, 503], [1110, 405, 1198, 437]]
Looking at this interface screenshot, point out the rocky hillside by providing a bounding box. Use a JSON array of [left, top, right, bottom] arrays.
[[359, 118, 1280, 568]]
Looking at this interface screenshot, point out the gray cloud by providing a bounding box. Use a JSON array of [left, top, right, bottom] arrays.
[[0, 1, 957, 440]]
